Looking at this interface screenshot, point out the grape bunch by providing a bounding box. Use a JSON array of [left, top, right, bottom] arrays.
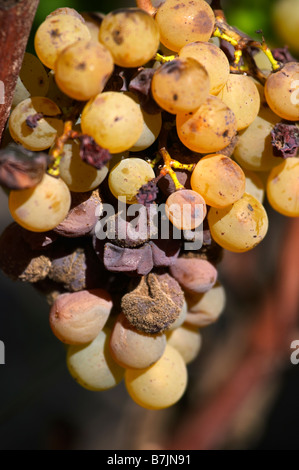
[[0, 0, 298, 410]]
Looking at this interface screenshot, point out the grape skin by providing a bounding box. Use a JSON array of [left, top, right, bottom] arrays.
[[108, 158, 155, 204], [165, 189, 207, 231], [155, 0, 215, 52], [125, 344, 188, 410], [151, 57, 210, 114], [81, 92, 144, 153], [9, 97, 64, 151], [233, 106, 283, 172], [176, 95, 237, 153], [67, 329, 125, 391], [54, 40, 114, 101], [208, 193, 269, 253], [217, 74, 260, 131], [35, 15, 91, 70], [185, 282, 226, 327], [267, 158, 299, 217], [9, 174, 71, 233], [167, 326, 202, 364], [59, 139, 109, 193], [12, 53, 49, 108], [109, 313, 166, 369], [179, 41, 230, 95], [99, 8, 160, 68], [265, 62, 299, 121], [191, 154, 246, 208]]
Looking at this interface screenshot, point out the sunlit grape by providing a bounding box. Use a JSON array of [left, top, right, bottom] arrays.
[[265, 62, 299, 121], [155, 0, 215, 52], [179, 41, 230, 95], [267, 158, 299, 217], [208, 193, 268, 253], [81, 92, 144, 153], [152, 57, 210, 114], [191, 154, 245, 208], [176, 95, 237, 153], [99, 8, 160, 67], [35, 14, 91, 70], [54, 40, 114, 101], [218, 74, 260, 131]]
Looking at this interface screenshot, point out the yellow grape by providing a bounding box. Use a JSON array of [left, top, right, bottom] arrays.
[[191, 154, 245, 208], [233, 104, 283, 172], [59, 140, 109, 193], [12, 53, 49, 108], [265, 62, 299, 121], [155, 0, 215, 52], [81, 92, 144, 153], [99, 8, 160, 67], [9, 174, 71, 232], [67, 329, 125, 391], [81, 12, 104, 42], [244, 169, 265, 203], [208, 193, 268, 253], [176, 95, 237, 153], [109, 313, 166, 369], [125, 344, 187, 410], [167, 326, 202, 365], [185, 282, 226, 327], [152, 58, 210, 114], [34, 14, 91, 70], [218, 74, 260, 131], [179, 41, 230, 95], [54, 40, 114, 101], [273, 0, 299, 54], [165, 189, 207, 231], [267, 158, 299, 217], [9, 97, 63, 151], [108, 158, 155, 204], [126, 92, 162, 152]]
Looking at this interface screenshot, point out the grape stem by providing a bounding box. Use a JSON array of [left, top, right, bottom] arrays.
[[48, 121, 78, 177], [154, 52, 177, 64], [159, 147, 195, 191], [212, 7, 282, 79], [136, 0, 157, 16]]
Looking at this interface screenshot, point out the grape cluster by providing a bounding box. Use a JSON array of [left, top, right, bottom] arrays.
[[0, 0, 298, 410]]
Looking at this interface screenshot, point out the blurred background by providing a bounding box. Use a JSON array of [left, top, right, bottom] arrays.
[[1, 0, 299, 450]]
